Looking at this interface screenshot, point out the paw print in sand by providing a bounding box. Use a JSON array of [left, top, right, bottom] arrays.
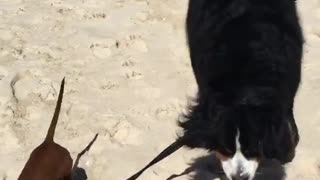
[[125, 71, 143, 80]]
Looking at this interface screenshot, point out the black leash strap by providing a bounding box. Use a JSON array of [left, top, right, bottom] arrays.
[[126, 136, 188, 180]]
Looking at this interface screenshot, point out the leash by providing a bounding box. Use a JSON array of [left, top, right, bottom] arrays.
[[126, 135, 192, 180]]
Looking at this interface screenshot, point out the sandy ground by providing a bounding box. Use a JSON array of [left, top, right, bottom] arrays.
[[0, 0, 319, 180]]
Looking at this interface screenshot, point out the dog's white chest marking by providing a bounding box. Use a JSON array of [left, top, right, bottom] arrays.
[[221, 130, 258, 180]]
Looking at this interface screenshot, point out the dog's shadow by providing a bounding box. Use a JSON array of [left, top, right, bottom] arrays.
[[167, 153, 286, 180]]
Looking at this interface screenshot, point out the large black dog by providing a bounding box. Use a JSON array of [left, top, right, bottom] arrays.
[[126, 0, 303, 180], [180, 0, 304, 179]]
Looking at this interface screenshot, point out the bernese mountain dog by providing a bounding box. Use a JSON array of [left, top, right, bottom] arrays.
[[180, 0, 304, 179]]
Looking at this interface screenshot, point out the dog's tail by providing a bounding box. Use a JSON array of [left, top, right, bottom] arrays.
[[126, 135, 192, 180], [45, 78, 65, 143]]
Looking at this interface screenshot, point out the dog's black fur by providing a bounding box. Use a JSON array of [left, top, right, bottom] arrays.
[[179, 0, 303, 164]]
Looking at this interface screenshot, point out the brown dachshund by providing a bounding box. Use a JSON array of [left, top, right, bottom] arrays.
[[18, 78, 73, 180]]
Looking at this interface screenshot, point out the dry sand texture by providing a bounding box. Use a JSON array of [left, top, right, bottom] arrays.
[[0, 0, 319, 179]]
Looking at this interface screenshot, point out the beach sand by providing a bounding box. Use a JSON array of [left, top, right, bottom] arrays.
[[0, 0, 319, 179]]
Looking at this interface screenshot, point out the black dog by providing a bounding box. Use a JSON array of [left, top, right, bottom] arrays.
[[127, 0, 303, 179], [181, 0, 303, 179]]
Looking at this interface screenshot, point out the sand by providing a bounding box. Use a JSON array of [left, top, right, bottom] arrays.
[[0, 0, 319, 180]]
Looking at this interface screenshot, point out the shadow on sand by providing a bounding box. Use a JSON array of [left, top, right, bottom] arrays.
[[167, 153, 286, 180]]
